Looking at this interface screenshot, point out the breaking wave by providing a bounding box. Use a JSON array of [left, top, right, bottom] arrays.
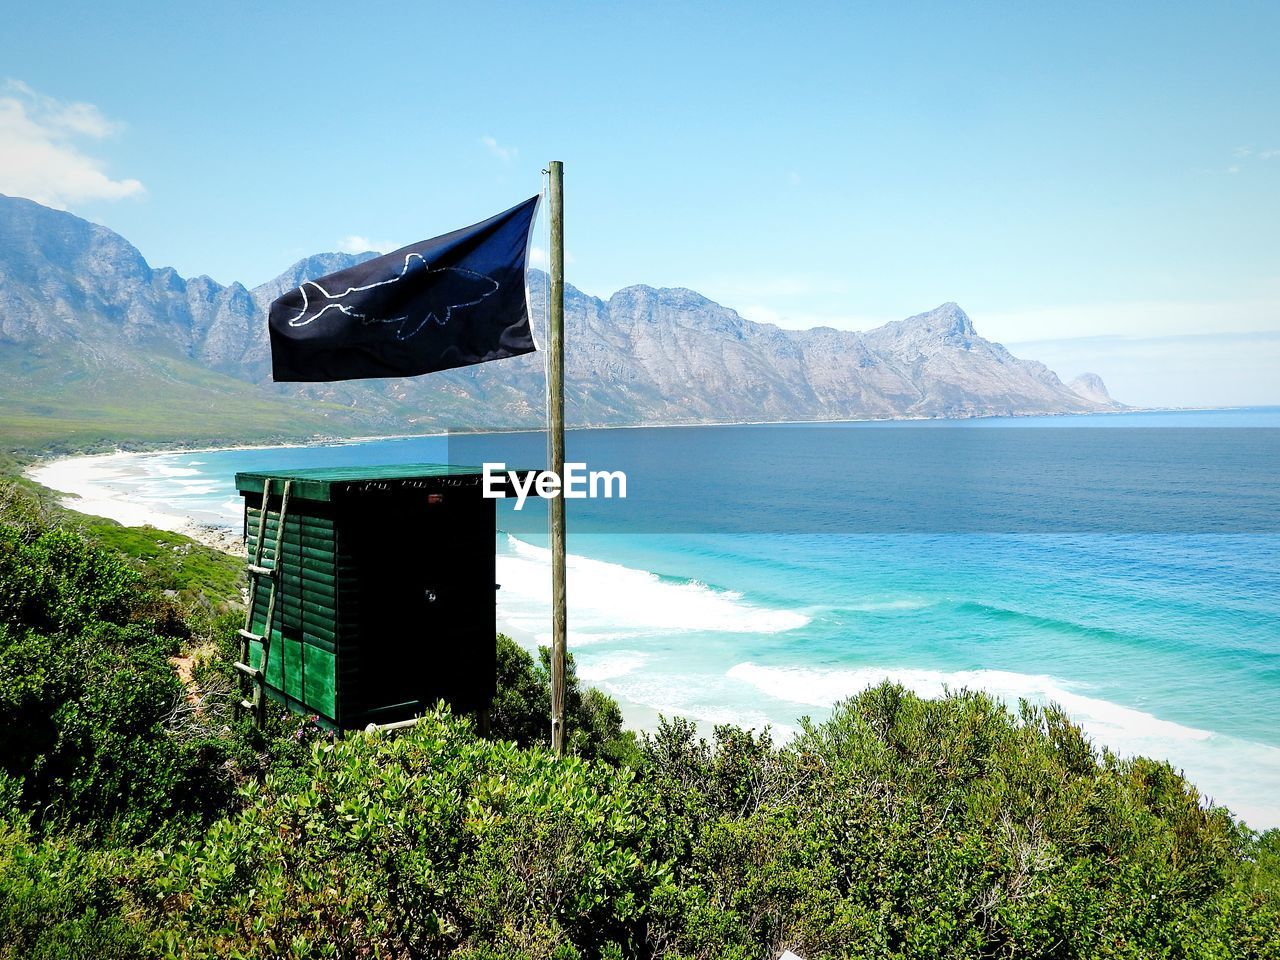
[[495, 534, 810, 644]]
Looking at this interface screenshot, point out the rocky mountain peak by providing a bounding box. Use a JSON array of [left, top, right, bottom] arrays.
[[0, 194, 1122, 430], [863, 302, 980, 356], [907, 301, 976, 338], [933, 301, 976, 335], [608, 284, 720, 313], [1068, 372, 1120, 407], [0, 193, 152, 289]]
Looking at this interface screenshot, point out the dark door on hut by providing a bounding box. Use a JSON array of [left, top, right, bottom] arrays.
[[343, 489, 496, 723]]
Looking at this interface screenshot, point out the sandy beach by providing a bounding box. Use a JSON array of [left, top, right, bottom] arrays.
[[27, 451, 245, 553]]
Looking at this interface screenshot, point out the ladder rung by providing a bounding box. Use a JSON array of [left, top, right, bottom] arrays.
[[247, 563, 275, 577], [233, 661, 261, 678], [237, 628, 263, 643]]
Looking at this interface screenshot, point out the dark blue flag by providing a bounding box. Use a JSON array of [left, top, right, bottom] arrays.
[[269, 196, 540, 382]]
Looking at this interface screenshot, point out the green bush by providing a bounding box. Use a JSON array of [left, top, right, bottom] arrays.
[[0, 523, 139, 637], [636, 685, 1280, 960], [4, 472, 1278, 958], [141, 707, 669, 959], [0, 817, 146, 960], [0, 510, 237, 843], [491, 634, 640, 766], [127, 688, 1280, 960]]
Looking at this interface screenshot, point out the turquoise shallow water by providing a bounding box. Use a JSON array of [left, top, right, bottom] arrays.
[[100, 409, 1280, 827]]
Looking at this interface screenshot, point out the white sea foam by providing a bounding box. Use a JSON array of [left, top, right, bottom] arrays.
[[496, 534, 810, 638], [727, 662, 1280, 828], [576, 652, 648, 683], [603, 670, 799, 738], [162, 481, 220, 496]]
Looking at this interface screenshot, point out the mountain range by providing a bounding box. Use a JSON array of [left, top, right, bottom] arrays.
[[0, 193, 1120, 449]]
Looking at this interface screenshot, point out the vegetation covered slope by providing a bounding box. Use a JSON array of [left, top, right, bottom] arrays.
[[0, 475, 1277, 959], [0, 342, 355, 454]]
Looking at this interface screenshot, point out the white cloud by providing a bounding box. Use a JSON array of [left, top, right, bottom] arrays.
[[1225, 145, 1279, 171], [0, 79, 143, 207], [337, 234, 397, 254], [480, 135, 517, 163]]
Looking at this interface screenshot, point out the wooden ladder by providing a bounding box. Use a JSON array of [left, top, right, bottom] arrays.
[[234, 477, 293, 725]]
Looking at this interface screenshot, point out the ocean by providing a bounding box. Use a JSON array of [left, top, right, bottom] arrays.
[[77, 408, 1280, 828]]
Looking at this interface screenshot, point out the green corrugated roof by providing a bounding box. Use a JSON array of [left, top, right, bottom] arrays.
[[235, 463, 495, 501]]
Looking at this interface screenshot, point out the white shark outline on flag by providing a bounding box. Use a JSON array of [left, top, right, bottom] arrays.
[[268, 193, 539, 382], [285, 255, 500, 342]]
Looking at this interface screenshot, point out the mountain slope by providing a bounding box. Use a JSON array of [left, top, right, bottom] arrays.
[[1068, 372, 1122, 408], [0, 194, 1118, 448]]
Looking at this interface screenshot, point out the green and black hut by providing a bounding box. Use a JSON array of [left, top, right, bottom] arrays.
[[233, 464, 523, 730]]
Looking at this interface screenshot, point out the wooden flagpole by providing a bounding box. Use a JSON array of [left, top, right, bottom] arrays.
[[548, 160, 567, 756]]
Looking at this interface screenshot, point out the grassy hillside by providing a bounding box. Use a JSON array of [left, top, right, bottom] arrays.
[[0, 344, 532, 456], [0, 343, 358, 453]]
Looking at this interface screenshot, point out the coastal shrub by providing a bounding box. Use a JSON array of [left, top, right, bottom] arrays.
[[77, 519, 244, 617], [0, 476, 237, 629], [128, 688, 1280, 960], [138, 707, 669, 959], [3, 475, 1279, 957], [637, 685, 1274, 960], [0, 817, 147, 960], [0, 619, 237, 843], [0, 476, 52, 536], [0, 512, 237, 842], [491, 633, 640, 765], [0, 523, 139, 636]]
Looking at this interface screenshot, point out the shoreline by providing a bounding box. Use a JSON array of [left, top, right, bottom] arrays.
[[27, 451, 247, 553], [19, 421, 1280, 829], [21, 405, 1259, 556], [19, 401, 1187, 466], [23, 438, 685, 739]]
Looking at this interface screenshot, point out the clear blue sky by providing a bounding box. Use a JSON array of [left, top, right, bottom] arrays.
[[2, 1, 1277, 404]]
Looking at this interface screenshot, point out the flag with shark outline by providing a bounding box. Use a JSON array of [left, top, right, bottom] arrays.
[[269, 196, 540, 382]]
